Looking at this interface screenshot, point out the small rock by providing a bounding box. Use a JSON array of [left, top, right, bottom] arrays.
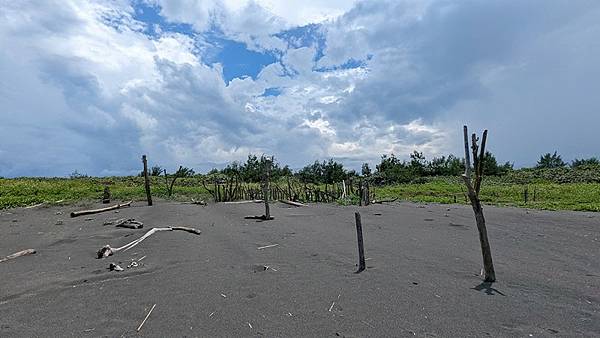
[[55, 211, 63, 215], [55, 220, 64, 225], [84, 218, 93, 221], [11, 219, 18, 223]]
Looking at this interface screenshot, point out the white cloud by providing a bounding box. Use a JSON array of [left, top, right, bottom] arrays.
[[1, 0, 600, 177]]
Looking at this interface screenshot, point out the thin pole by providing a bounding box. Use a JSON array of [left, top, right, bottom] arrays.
[[355, 212, 366, 273]]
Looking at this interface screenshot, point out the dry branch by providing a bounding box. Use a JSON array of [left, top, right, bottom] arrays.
[[97, 226, 201, 258], [0, 249, 36, 263], [71, 201, 132, 218]]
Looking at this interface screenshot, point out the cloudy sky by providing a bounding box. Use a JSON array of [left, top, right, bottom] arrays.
[[1, 0, 599, 177]]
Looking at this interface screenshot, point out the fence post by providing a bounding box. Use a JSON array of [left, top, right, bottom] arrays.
[[142, 155, 152, 206], [355, 212, 366, 273]]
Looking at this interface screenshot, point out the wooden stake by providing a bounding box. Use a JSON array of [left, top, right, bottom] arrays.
[[355, 212, 366, 273], [142, 155, 152, 206]]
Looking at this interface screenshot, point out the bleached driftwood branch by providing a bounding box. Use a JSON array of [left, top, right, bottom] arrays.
[[97, 226, 201, 258], [71, 201, 132, 218], [0, 249, 36, 263]]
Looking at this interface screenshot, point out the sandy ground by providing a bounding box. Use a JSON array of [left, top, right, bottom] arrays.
[[0, 200, 598, 337]]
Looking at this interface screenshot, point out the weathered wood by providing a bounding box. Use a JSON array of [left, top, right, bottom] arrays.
[[372, 198, 398, 204], [224, 200, 263, 204], [462, 125, 496, 283], [244, 215, 274, 220], [142, 155, 152, 206], [262, 156, 272, 220], [0, 249, 36, 263], [278, 199, 308, 207], [355, 212, 366, 273], [71, 201, 132, 218], [97, 226, 201, 258]]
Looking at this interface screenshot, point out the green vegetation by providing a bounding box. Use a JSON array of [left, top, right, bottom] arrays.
[[1, 151, 599, 212]]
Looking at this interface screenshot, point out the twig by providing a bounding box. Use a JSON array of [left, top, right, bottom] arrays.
[[257, 244, 279, 250], [137, 304, 156, 332], [328, 302, 335, 312]]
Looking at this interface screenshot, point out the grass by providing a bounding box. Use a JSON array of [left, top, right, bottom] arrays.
[[1, 176, 599, 212]]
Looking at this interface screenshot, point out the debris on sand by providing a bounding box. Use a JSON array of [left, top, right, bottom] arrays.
[[245, 215, 274, 221], [109, 263, 124, 271], [70, 201, 132, 218], [257, 244, 279, 250], [97, 226, 201, 258], [224, 200, 263, 204], [104, 218, 144, 229], [184, 198, 207, 206], [137, 304, 156, 332], [24, 202, 45, 209], [0, 249, 36, 263], [278, 200, 307, 207]]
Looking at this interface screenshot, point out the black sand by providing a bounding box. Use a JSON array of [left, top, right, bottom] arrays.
[[1, 201, 598, 337]]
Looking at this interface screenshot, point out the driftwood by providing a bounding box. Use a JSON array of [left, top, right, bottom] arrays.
[[104, 218, 143, 229], [278, 199, 308, 207], [244, 215, 274, 220], [24, 202, 44, 209], [71, 201, 132, 218], [0, 249, 36, 263], [371, 198, 398, 204], [224, 200, 263, 204], [462, 125, 496, 283], [97, 226, 201, 258]]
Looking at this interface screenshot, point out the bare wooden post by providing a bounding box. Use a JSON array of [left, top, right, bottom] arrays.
[[142, 155, 152, 206], [355, 212, 366, 273], [261, 156, 272, 220], [462, 126, 495, 282]]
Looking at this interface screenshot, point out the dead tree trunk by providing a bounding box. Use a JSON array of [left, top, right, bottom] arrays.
[[462, 126, 496, 283], [142, 155, 152, 206]]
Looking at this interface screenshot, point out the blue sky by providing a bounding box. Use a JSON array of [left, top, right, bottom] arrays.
[[1, 0, 600, 177]]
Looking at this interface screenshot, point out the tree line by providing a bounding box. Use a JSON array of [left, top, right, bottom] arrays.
[[144, 151, 599, 185]]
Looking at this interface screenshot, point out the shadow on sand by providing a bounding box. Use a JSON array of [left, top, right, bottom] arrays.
[[472, 282, 506, 296]]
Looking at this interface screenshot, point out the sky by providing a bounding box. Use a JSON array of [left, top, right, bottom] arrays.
[[1, 0, 600, 177]]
